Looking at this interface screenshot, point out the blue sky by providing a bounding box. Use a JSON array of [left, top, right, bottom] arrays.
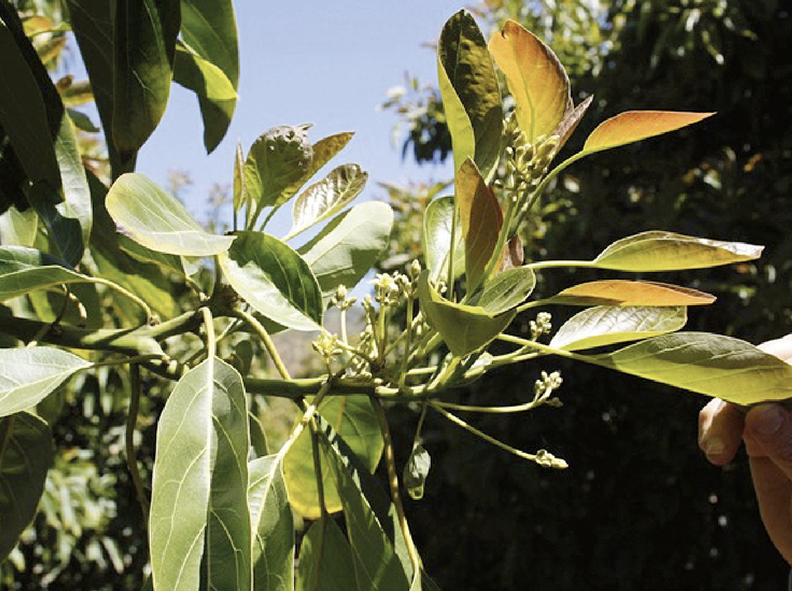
[[136, 1, 464, 231]]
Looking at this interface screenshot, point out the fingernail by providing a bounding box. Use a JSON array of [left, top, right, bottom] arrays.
[[753, 406, 785, 437], [703, 437, 725, 456]]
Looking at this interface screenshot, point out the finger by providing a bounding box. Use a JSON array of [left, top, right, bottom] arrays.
[[758, 333, 792, 363], [748, 456, 792, 564], [698, 398, 744, 465], [744, 404, 792, 473]]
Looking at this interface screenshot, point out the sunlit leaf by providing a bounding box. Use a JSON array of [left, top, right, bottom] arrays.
[[422, 196, 464, 283], [0, 347, 90, 417], [173, 43, 238, 101], [299, 201, 393, 304], [112, 0, 180, 163], [456, 159, 503, 292], [593, 231, 763, 272], [149, 358, 251, 591], [233, 141, 246, 212], [296, 516, 357, 591], [219, 231, 323, 331], [550, 306, 687, 351], [582, 110, 715, 155], [488, 19, 570, 143], [287, 164, 368, 240], [248, 454, 295, 591], [587, 332, 792, 405], [548, 280, 716, 307], [281, 132, 356, 206], [0, 412, 52, 562], [476, 266, 536, 314], [437, 10, 503, 177], [284, 395, 384, 519], [106, 172, 234, 256], [418, 271, 515, 357], [0, 206, 37, 247]]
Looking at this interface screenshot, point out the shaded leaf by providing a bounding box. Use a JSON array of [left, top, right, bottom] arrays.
[[437, 10, 503, 177], [476, 266, 536, 314], [555, 95, 593, 153], [548, 280, 716, 307], [404, 443, 431, 501], [583, 110, 715, 155], [172, 43, 238, 101], [284, 395, 384, 519], [219, 231, 323, 331], [488, 20, 570, 143], [287, 164, 368, 240], [248, 454, 295, 591], [418, 271, 515, 357], [296, 516, 357, 591], [422, 196, 464, 283], [550, 306, 687, 351], [149, 357, 251, 591], [0, 347, 90, 417], [593, 231, 763, 272], [116, 234, 187, 278], [106, 172, 234, 256], [456, 159, 503, 292], [588, 332, 792, 405], [0, 412, 52, 562], [299, 201, 393, 304]]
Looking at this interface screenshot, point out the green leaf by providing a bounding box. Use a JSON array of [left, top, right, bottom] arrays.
[[475, 265, 536, 314], [280, 132, 355, 206], [219, 231, 323, 331], [112, 0, 181, 163], [403, 443, 431, 501], [456, 159, 502, 292], [422, 196, 464, 283], [149, 357, 251, 591], [437, 10, 503, 177], [180, 0, 239, 152], [248, 454, 295, 591], [588, 332, 792, 405], [284, 395, 384, 519], [106, 172, 234, 256], [173, 43, 238, 101], [418, 271, 515, 358], [67, 108, 100, 133], [244, 125, 313, 220], [593, 231, 763, 272], [550, 306, 688, 351], [0, 206, 38, 247], [296, 516, 357, 591], [0, 347, 90, 417], [582, 110, 715, 155], [488, 20, 570, 144], [286, 164, 369, 240], [116, 234, 188, 278], [299, 201, 393, 304], [0, 412, 52, 562], [548, 280, 716, 307], [233, 141, 246, 212], [0, 247, 85, 303]]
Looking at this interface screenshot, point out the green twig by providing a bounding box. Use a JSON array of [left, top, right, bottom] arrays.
[[309, 419, 328, 519], [231, 307, 291, 380], [127, 364, 150, 525]]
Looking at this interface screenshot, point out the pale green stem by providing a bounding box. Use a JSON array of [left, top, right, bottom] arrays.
[[127, 364, 150, 526], [201, 307, 216, 359], [232, 308, 291, 380], [309, 419, 328, 519], [434, 398, 544, 414], [398, 296, 416, 390], [277, 380, 333, 459], [88, 277, 153, 323]]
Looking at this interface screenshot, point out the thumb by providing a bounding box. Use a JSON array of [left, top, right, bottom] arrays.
[[745, 404, 792, 474]]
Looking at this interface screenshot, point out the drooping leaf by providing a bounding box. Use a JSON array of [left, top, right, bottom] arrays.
[[296, 516, 357, 591], [244, 125, 313, 219], [149, 357, 251, 591], [422, 196, 464, 283], [0, 412, 52, 562], [418, 271, 515, 358], [582, 110, 715, 155], [488, 19, 570, 143], [248, 454, 295, 591], [180, 0, 239, 152], [0, 347, 90, 417], [112, 0, 181, 163], [475, 265, 536, 314], [592, 231, 763, 272], [284, 395, 384, 519], [403, 443, 431, 501], [456, 159, 503, 292], [299, 201, 393, 304], [548, 280, 716, 307], [286, 164, 368, 240], [219, 231, 323, 331], [586, 332, 792, 405], [550, 306, 688, 351], [437, 10, 503, 177], [106, 172, 234, 256], [172, 43, 238, 101]]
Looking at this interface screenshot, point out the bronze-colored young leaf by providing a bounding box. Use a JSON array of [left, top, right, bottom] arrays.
[[593, 231, 763, 272], [488, 20, 570, 144], [549, 280, 716, 307], [583, 110, 715, 155], [555, 94, 594, 153], [456, 159, 503, 292]]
